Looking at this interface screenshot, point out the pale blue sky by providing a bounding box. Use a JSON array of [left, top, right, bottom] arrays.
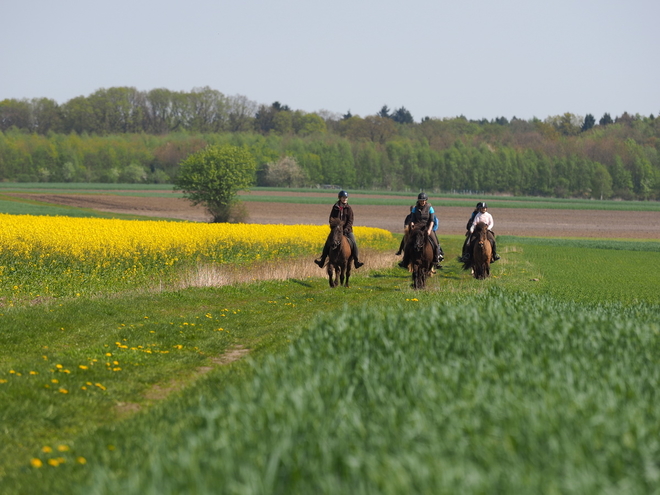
[[2, 0, 659, 122]]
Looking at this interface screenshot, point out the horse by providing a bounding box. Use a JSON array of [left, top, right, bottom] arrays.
[[405, 224, 434, 289], [326, 217, 354, 288], [462, 222, 492, 280]]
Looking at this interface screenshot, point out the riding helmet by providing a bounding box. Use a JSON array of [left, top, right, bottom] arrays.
[[476, 202, 482, 208], [417, 192, 428, 201], [338, 190, 348, 198], [478, 201, 487, 209]]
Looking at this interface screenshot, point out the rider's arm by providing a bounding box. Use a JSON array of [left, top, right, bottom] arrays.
[[344, 206, 354, 232], [426, 207, 435, 233], [470, 212, 481, 233]]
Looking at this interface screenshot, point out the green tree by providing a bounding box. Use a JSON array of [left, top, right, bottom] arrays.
[[581, 114, 596, 132], [391, 106, 414, 124], [174, 145, 256, 222]]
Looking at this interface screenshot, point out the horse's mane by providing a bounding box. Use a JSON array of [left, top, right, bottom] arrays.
[[473, 222, 488, 234], [329, 217, 344, 229]]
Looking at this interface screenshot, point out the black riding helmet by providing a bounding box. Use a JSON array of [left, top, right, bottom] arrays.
[[479, 201, 488, 209], [338, 190, 348, 198], [417, 192, 428, 201]]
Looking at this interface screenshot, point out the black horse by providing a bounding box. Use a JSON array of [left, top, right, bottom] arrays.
[[403, 224, 434, 289]]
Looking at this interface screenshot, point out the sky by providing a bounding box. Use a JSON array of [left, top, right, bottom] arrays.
[[2, 0, 659, 122]]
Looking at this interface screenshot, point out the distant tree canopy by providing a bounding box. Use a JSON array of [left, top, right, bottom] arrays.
[[1, 86, 659, 200]]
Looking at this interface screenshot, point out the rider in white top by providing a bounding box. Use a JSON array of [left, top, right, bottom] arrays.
[[467, 202, 500, 261], [470, 209, 494, 233]]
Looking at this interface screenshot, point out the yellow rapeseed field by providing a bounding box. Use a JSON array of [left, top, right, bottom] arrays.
[[0, 214, 394, 301]]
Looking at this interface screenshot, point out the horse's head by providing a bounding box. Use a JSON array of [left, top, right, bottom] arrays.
[[329, 217, 345, 249], [474, 222, 488, 240], [411, 224, 427, 252]]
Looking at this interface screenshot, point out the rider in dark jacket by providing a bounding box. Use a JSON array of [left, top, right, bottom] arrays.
[[398, 192, 444, 269], [314, 190, 364, 269]]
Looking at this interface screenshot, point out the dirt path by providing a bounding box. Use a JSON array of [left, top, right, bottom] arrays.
[[9, 192, 660, 239]]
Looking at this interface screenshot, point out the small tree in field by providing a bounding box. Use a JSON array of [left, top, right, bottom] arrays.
[[174, 145, 256, 223]]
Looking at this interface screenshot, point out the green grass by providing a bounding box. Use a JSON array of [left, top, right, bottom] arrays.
[[83, 292, 660, 494], [505, 236, 660, 305], [2, 234, 660, 493]]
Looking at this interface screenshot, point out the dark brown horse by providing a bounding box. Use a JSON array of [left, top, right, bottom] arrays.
[[326, 217, 354, 288], [406, 224, 434, 289], [462, 222, 492, 280]]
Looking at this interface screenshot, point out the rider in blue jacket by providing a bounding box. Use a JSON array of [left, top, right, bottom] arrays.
[[398, 192, 444, 269]]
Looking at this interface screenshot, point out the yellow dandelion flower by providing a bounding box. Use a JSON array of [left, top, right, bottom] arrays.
[[77, 457, 87, 465], [30, 458, 43, 468], [51, 379, 59, 384], [57, 445, 69, 452], [47, 458, 60, 467], [79, 365, 89, 370], [42, 446, 53, 453], [58, 388, 68, 394]]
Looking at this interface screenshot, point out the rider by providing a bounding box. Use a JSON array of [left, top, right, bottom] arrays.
[[398, 192, 444, 269], [314, 190, 364, 269], [464, 201, 500, 262]]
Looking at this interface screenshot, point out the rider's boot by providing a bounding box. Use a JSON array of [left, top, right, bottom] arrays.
[[354, 259, 364, 269], [314, 256, 326, 268], [395, 238, 404, 256], [491, 240, 500, 261]]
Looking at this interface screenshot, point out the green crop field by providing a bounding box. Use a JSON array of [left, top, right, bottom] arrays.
[[1, 191, 659, 494]]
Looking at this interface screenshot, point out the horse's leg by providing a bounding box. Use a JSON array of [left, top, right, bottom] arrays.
[[327, 263, 335, 287]]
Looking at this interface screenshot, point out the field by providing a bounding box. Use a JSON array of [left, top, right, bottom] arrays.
[[3, 185, 660, 238], [1, 185, 660, 494]]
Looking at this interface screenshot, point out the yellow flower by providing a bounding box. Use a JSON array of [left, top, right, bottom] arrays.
[[42, 446, 53, 453], [58, 388, 68, 394], [30, 458, 43, 468], [79, 365, 89, 370], [47, 458, 60, 467], [57, 445, 69, 452], [77, 456, 87, 465]]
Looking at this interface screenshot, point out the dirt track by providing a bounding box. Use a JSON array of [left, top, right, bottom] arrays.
[[10, 192, 660, 239]]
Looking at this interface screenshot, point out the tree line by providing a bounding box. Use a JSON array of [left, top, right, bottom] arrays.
[[1, 86, 659, 200]]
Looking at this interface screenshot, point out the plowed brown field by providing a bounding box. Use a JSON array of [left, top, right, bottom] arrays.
[[9, 191, 660, 239]]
